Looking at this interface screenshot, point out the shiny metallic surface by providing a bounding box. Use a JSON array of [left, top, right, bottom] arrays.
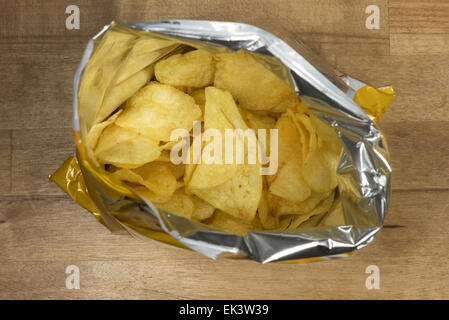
[[73, 20, 391, 263]]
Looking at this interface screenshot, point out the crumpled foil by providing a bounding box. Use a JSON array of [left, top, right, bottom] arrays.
[[52, 20, 393, 264]]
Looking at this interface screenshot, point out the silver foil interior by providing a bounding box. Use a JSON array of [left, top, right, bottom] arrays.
[[73, 20, 391, 263]]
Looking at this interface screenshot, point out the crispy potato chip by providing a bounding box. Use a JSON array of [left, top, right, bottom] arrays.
[[187, 87, 262, 221], [319, 196, 345, 226], [269, 161, 311, 202], [94, 66, 154, 124], [187, 87, 238, 189], [155, 49, 215, 87], [268, 116, 311, 202], [191, 163, 262, 221], [205, 210, 262, 236], [280, 191, 335, 230], [190, 88, 206, 118], [87, 109, 122, 151], [242, 109, 276, 131], [258, 189, 278, 229], [302, 147, 338, 193], [132, 162, 178, 196], [114, 38, 177, 85], [94, 124, 161, 168], [111, 162, 177, 199], [310, 114, 342, 154], [155, 150, 171, 162], [294, 112, 318, 161], [132, 185, 174, 203], [115, 82, 202, 142], [214, 50, 297, 111], [153, 188, 195, 219], [269, 95, 300, 113], [191, 196, 216, 221], [269, 191, 331, 216], [161, 161, 185, 180]]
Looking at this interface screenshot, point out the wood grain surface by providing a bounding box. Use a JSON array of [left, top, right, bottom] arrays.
[[0, 0, 448, 300]]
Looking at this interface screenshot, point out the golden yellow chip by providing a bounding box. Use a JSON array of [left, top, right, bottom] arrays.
[[155, 49, 215, 87], [186, 88, 238, 190], [214, 50, 297, 111], [153, 188, 195, 219], [86, 109, 122, 151], [269, 191, 331, 216], [319, 195, 345, 226], [310, 114, 342, 154], [280, 191, 335, 230], [205, 210, 263, 236], [190, 88, 206, 118], [302, 147, 338, 193], [94, 124, 161, 168], [191, 196, 216, 221], [111, 162, 177, 201], [268, 116, 311, 202], [187, 87, 262, 221], [95, 66, 153, 124], [115, 82, 202, 142], [258, 189, 278, 229]]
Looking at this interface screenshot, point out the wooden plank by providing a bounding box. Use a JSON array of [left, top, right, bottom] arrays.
[[0, 0, 389, 60], [0, 40, 86, 64], [389, 0, 449, 34], [336, 55, 449, 121], [391, 33, 449, 56], [381, 121, 449, 190], [0, 131, 11, 195], [389, 0, 449, 55], [0, 190, 447, 299], [11, 128, 74, 196], [0, 63, 74, 130]]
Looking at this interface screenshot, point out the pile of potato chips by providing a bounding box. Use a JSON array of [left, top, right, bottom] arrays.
[[81, 29, 345, 236]]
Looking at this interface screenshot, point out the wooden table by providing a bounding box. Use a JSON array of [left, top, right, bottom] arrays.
[[0, 0, 448, 299]]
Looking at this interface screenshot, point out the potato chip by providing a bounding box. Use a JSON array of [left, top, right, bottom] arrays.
[[191, 162, 262, 221], [302, 146, 338, 193], [133, 162, 178, 196], [280, 191, 335, 230], [319, 196, 345, 226], [111, 161, 177, 200], [187, 87, 262, 221], [160, 161, 185, 180], [258, 189, 278, 229], [214, 50, 297, 111], [191, 196, 216, 221], [94, 124, 161, 168], [205, 210, 262, 236], [242, 110, 276, 131], [155, 49, 215, 87], [94, 66, 153, 124], [269, 191, 331, 216], [190, 88, 206, 118], [87, 109, 122, 151], [187, 87, 238, 190], [153, 188, 195, 219], [115, 82, 201, 142], [268, 116, 311, 202], [114, 38, 177, 85], [132, 185, 174, 203], [309, 114, 342, 154]]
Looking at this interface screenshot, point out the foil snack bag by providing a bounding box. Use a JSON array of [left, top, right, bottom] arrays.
[[51, 21, 394, 263]]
